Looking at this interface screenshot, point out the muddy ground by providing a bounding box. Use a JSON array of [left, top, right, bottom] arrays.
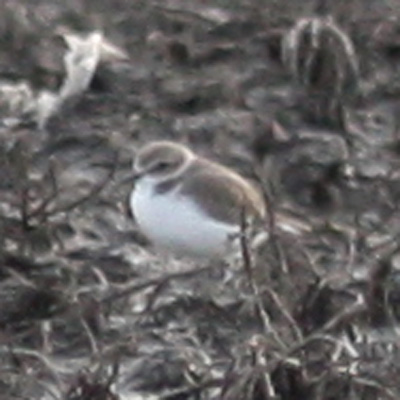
[[1, 0, 400, 399]]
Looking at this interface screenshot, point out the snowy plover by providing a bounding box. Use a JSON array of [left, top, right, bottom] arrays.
[[129, 141, 266, 259]]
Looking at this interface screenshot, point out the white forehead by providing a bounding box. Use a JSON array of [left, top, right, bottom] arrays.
[[133, 142, 193, 170]]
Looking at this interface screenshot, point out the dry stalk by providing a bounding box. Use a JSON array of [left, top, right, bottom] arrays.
[[263, 285, 303, 342], [282, 15, 359, 125], [239, 207, 286, 350], [34, 151, 118, 220], [102, 264, 218, 306], [0, 346, 67, 384], [252, 165, 289, 275], [282, 16, 358, 84], [287, 293, 366, 359]]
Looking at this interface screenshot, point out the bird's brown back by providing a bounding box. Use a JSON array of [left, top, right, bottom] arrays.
[[179, 157, 266, 225]]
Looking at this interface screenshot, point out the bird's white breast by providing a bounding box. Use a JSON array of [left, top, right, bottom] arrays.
[[130, 179, 238, 259]]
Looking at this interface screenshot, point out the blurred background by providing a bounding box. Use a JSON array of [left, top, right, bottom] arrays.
[[1, 0, 400, 399]]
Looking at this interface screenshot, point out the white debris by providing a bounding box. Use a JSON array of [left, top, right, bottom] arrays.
[[0, 80, 34, 116], [0, 29, 128, 129]]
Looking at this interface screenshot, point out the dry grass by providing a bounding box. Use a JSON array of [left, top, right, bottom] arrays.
[[1, 0, 400, 399]]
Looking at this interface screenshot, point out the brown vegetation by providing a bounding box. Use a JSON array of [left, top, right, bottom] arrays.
[[1, 0, 400, 399]]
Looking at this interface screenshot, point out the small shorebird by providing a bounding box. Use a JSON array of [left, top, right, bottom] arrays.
[[129, 141, 266, 259]]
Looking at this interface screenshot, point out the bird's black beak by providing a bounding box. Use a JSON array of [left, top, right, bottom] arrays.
[[121, 171, 142, 185]]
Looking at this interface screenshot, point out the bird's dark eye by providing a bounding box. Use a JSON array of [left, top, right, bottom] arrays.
[[153, 161, 171, 172]]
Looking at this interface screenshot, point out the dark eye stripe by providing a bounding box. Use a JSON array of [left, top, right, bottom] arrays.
[[151, 162, 171, 172]]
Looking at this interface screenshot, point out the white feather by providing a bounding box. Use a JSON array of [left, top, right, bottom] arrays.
[[130, 177, 238, 259]]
